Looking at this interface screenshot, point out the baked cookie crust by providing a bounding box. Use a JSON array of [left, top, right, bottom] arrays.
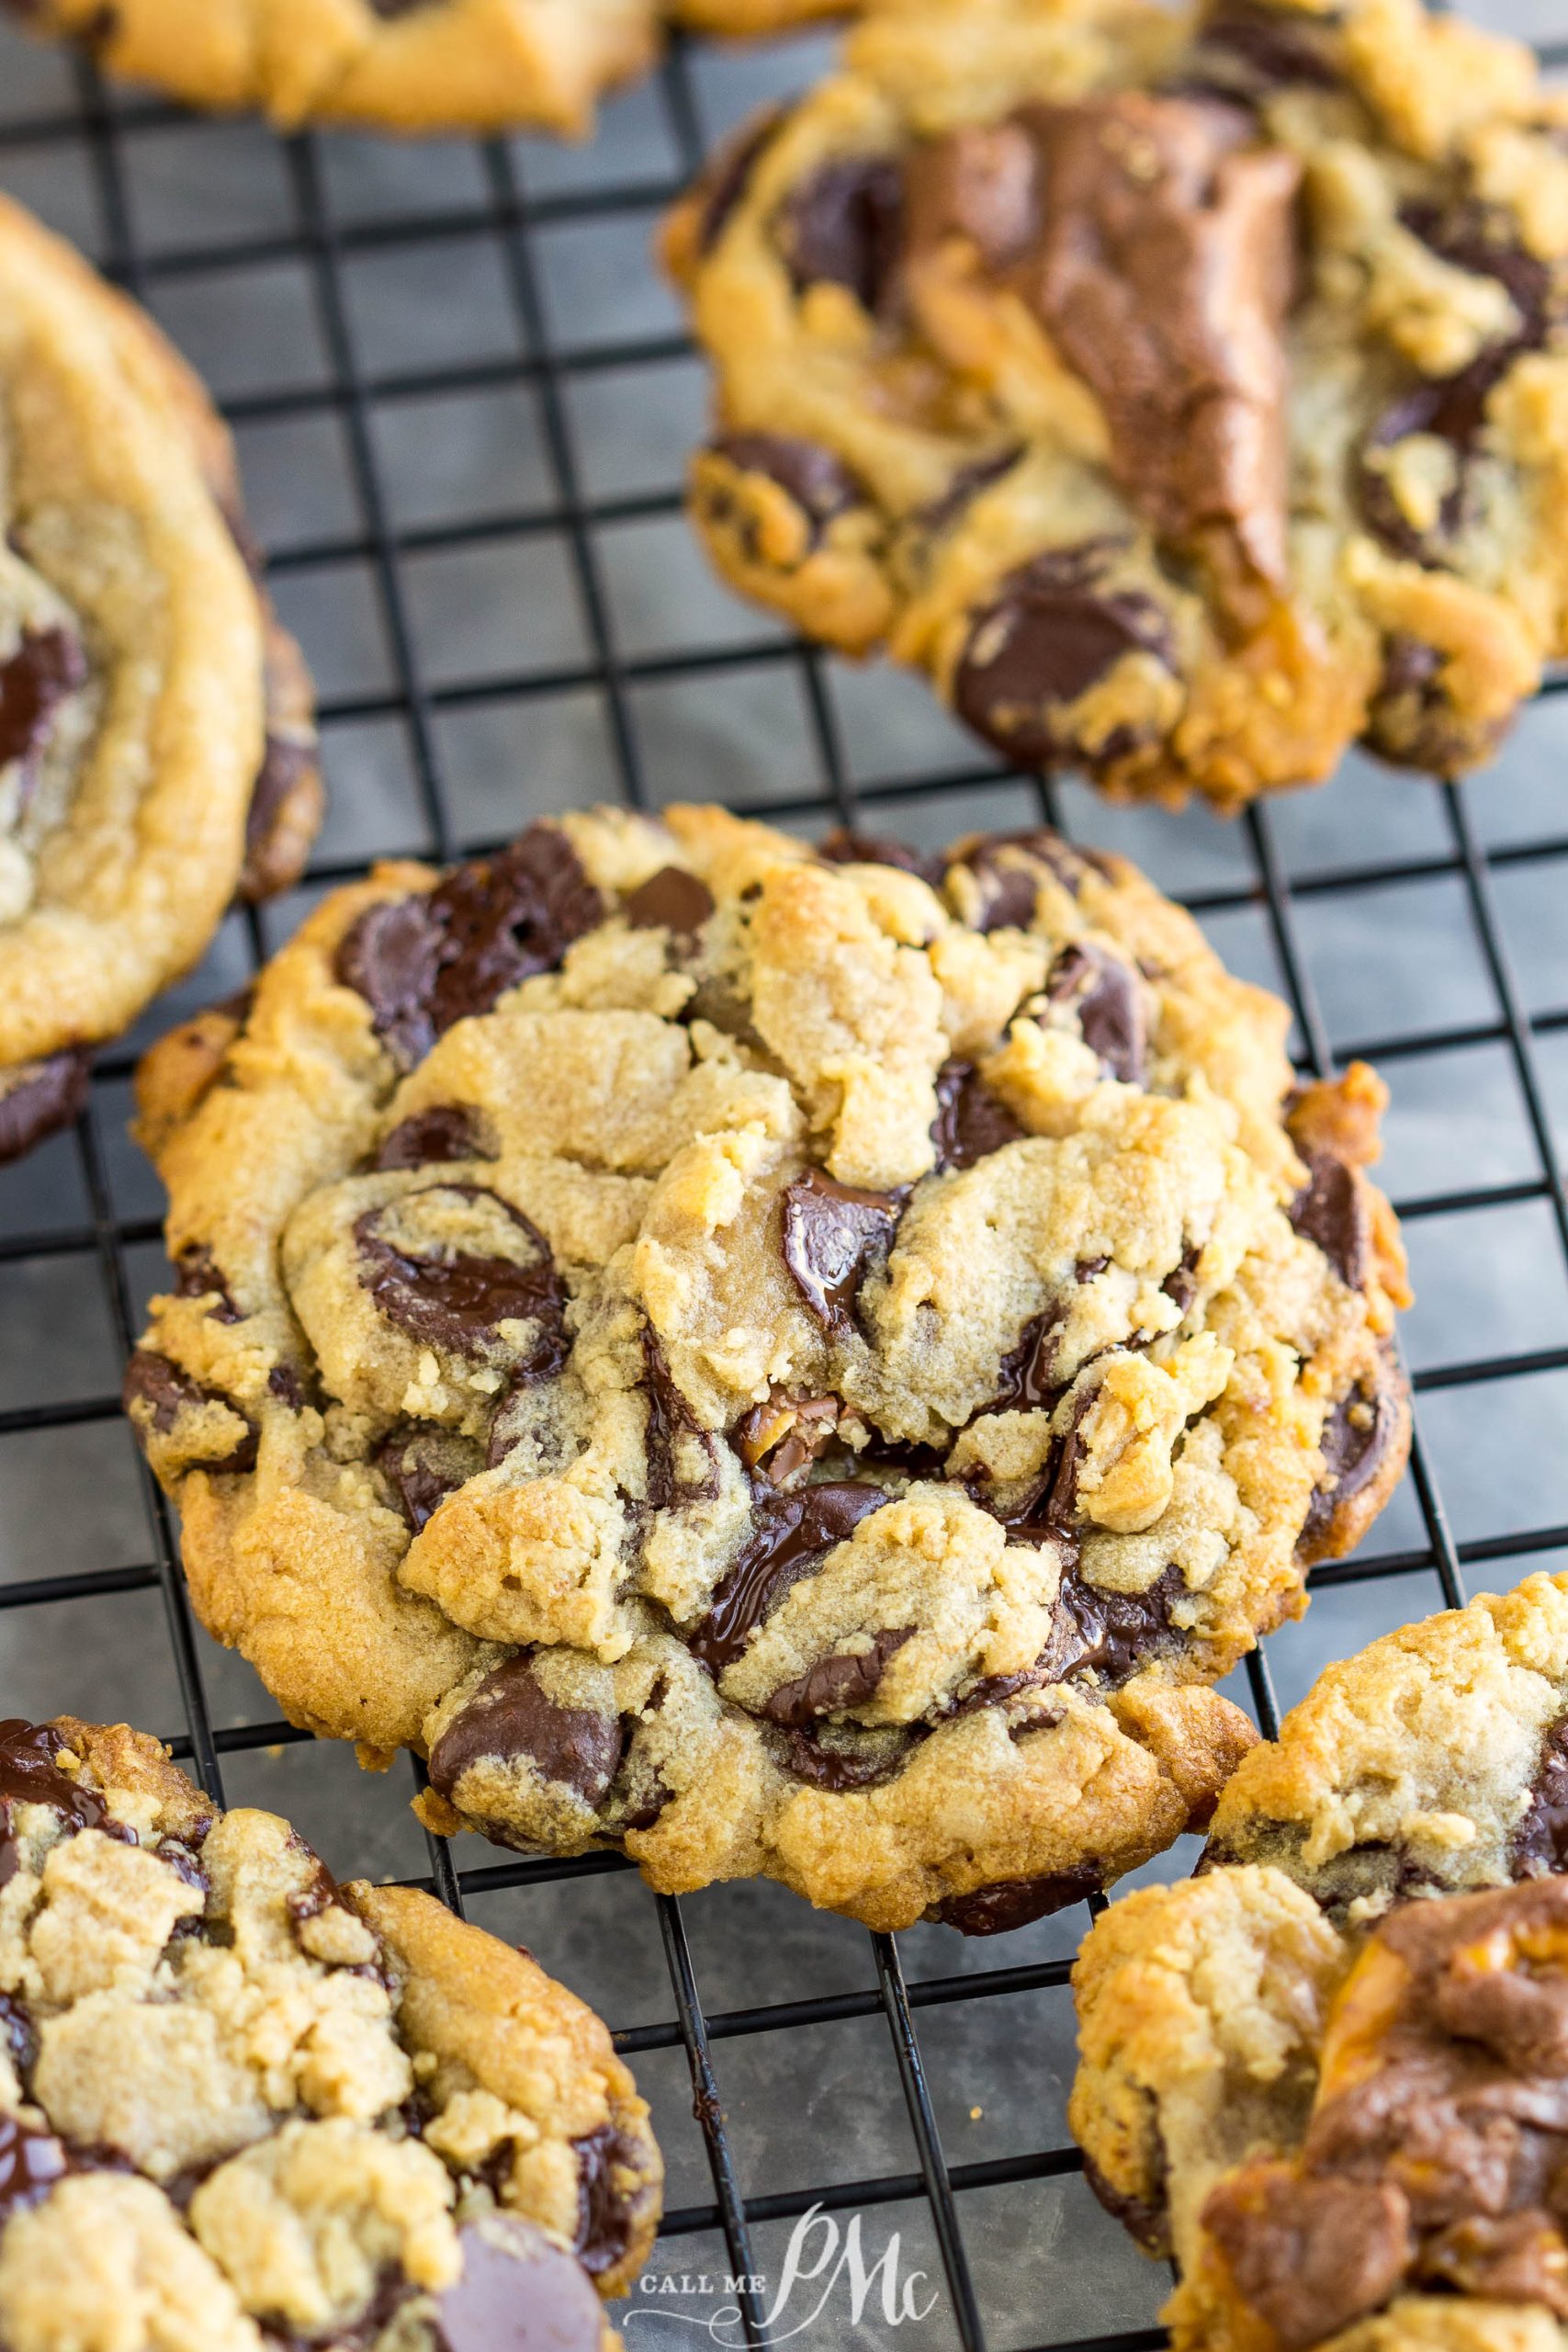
[[126, 806, 1409, 1933], [0, 0, 859, 139], [1072, 1570, 1568, 2351], [0, 194, 321, 1166], [666, 0, 1568, 809], [0, 1713, 660, 2352]]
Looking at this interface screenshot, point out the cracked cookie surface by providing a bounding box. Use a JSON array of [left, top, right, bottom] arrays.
[[666, 0, 1568, 808], [0, 193, 321, 1167], [0, 0, 861, 138], [127, 804, 1408, 1934], [0, 1713, 660, 2352], [1072, 1570, 1568, 2351]]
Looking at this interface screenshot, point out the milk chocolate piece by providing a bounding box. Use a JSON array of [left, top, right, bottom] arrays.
[[781, 1169, 904, 1333]]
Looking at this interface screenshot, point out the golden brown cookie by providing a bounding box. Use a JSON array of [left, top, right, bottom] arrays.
[[666, 0, 1568, 808], [0, 194, 321, 1167], [0, 1713, 660, 2352], [124, 806, 1410, 1933]]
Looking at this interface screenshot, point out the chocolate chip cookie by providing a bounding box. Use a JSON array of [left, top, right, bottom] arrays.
[[1072, 1568, 1568, 2349], [666, 0, 1568, 808], [0, 194, 321, 1167], [0, 0, 856, 138], [125, 806, 1409, 1934], [0, 1713, 660, 2352]]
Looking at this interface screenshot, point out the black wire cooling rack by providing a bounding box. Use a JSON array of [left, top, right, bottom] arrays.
[[6, 10, 1568, 2348]]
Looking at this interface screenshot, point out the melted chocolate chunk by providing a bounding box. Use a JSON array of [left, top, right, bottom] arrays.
[[781, 1169, 904, 1334], [689, 1483, 890, 1677], [1047, 941, 1146, 1083], [1040, 1563, 1186, 1688], [1082, 2151, 1170, 2256], [696, 107, 784, 255], [933, 1862, 1102, 1936], [1163, 1246, 1201, 1316], [1297, 1369, 1399, 1555], [643, 1330, 721, 1510], [919, 446, 1025, 537], [1403, 201, 1554, 346], [1365, 634, 1513, 776], [1288, 1152, 1368, 1289], [373, 1104, 491, 1171], [435, 2219, 606, 2352], [0, 625, 87, 781], [0, 1048, 91, 1169], [942, 823, 1115, 929], [427, 1657, 625, 1813], [0, 1719, 132, 1890], [931, 1058, 1025, 1172], [1204, 2166, 1413, 2350], [774, 1722, 925, 1792], [985, 1266, 1105, 1417], [623, 865, 716, 939], [0, 2110, 73, 2224], [954, 550, 1177, 775], [243, 734, 313, 873], [818, 828, 944, 885], [334, 824, 604, 1070], [121, 1351, 258, 1476], [779, 156, 904, 310], [573, 2125, 649, 2277], [376, 1424, 476, 1534], [172, 1248, 241, 1323], [355, 1186, 567, 1367], [762, 1626, 915, 1727], [1514, 1714, 1568, 1880], [711, 432, 866, 546], [1187, 0, 1341, 96], [0, 1993, 34, 2088]]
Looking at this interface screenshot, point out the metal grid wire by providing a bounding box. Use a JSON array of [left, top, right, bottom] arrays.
[[6, 7, 1568, 2346]]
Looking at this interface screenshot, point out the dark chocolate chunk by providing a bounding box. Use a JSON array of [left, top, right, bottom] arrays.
[[774, 1722, 926, 1792], [0, 2110, 73, 2225], [1163, 1246, 1201, 1316], [1364, 634, 1514, 777], [436, 2219, 606, 2352], [1513, 1714, 1568, 1880], [696, 107, 784, 255], [572, 2125, 651, 2277], [941, 822, 1117, 930], [711, 432, 865, 546], [1047, 941, 1146, 1084], [779, 156, 904, 310], [373, 1104, 491, 1171], [0, 1048, 91, 1169], [762, 1626, 915, 1726], [1288, 1152, 1368, 1289], [931, 1058, 1025, 1172], [984, 1266, 1105, 1417], [954, 551, 1177, 775], [818, 828, 944, 886], [689, 1483, 890, 1677], [0, 1993, 34, 2089], [0, 625, 87, 782], [0, 1718, 135, 1892], [1297, 1370, 1400, 1556], [919, 447, 1025, 537], [1401, 200, 1553, 345], [1187, 0, 1341, 96], [376, 1424, 477, 1534], [334, 824, 604, 1070], [172, 1248, 241, 1324], [121, 1351, 258, 1476], [1359, 364, 1499, 569], [243, 734, 313, 873], [642, 1329, 721, 1510], [623, 865, 716, 939], [427, 1657, 625, 1813], [355, 1186, 567, 1367], [781, 1169, 904, 1334], [933, 1862, 1102, 1935], [1082, 2151, 1171, 2256], [1040, 1563, 1186, 1688]]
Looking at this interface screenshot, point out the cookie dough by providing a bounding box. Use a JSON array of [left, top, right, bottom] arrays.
[[0, 1712, 661, 2352], [126, 805, 1409, 1934], [1072, 1569, 1568, 2350], [0, 194, 321, 1166], [667, 0, 1568, 808], [0, 0, 860, 138]]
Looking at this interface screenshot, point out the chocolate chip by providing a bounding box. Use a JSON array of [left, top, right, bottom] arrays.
[[642, 1330, 720, 1510], [1364, 635, 1513, 776], [572, 2125, 652, 2277], [1514, 1714, 1568, 1880], [762, 1626, 915, 1726], [1288, 1152, 1368, 1288], [933, 1863, 1102, 1935], [1163, 1246, 1201, 1315], [172, 1248, 241, 1324], [622, 865, 716, 940], [334, 824, 604, 1070], [931, 1058, 1025, 1172], [1297, 1370, 1400, 1556], [376, 1424, 479, 1534], [954, 552, 1177, 775], [427, 1657, 625, 1813], [0, 1048, 91, 1168], [781, 1169, 904, 1335], [818, 828, 944, 886], [373, 1104, 492, 1171], [355, 1186, 568, 1367], [696, 107, 784, 254], [710, 432, 865, 546], [1082, 2151, 1170, 2256], [0, 625, 87, 781], [689, 1483, 890, 1677], [121, 1351, 258, 1476], [1047, 942, 1146, 1083], [435, 2220, 605, 2352], [778, 157, 903, 310], [941, 822, 1116, 930], [773, 1722, 925, 1792]]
